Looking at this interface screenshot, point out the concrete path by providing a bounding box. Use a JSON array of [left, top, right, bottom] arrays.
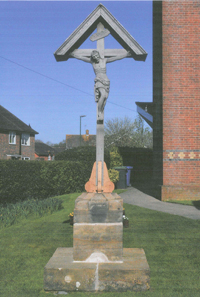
[[120, 187, 200, 220]]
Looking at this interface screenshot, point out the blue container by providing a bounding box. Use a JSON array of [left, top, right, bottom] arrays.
[[126, 166, 133, 186]]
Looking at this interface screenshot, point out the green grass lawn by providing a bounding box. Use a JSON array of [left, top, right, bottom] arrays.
[[0, 192, 200, 297], [166, 199, 200, 209]]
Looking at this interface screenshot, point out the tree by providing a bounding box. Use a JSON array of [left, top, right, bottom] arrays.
[[35, 139, 44, 143], [51, 139, 66, 148], [46, 140, 66, 148], [104, 115, 153, 149]]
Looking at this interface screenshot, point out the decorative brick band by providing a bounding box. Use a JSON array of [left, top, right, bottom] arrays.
[[164, 150, 200, 161]]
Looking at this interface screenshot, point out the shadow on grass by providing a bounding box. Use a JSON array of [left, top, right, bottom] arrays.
[[192, 201, 200, 210], [63, 219, 70, 224]]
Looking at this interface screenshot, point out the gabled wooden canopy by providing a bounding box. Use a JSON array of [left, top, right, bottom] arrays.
[[54, 3, 147, 62]]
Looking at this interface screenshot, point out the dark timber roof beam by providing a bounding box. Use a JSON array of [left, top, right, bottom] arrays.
[[54, 3, 147, 62]]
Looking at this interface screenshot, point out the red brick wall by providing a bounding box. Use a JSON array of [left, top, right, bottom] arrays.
[[0, 132, 20, 159], [162, 1, 200, 200], [0, 132, 36, 160], [153, 1, 163, 191]]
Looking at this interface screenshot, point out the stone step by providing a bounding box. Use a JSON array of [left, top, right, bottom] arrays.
[[44, 247, 150, 292]]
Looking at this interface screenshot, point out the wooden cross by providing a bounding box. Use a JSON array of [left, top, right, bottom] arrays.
[[85, 22, 114, 193], [54, 4, 147, 193]]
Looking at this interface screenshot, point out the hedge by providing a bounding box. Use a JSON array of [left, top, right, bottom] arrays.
[[0, 147, 116, 205], [118, 147, 153, 182], [0, 160, 91, 204], [55, 146, 111, 168]]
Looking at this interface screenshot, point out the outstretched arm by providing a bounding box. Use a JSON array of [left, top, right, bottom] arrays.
[[106, 51, 132, 63], [69, 51, 91, 63]]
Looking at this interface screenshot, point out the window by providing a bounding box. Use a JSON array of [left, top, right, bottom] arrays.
[[21, 134, 30, 146], [9, 131, 16, 144], [22, 157, 30, 161]]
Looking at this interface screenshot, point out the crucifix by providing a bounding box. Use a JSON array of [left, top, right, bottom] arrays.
[[54, 3, 147, 193], [45, 5, 149, 293], [69, 23, 130, 193]]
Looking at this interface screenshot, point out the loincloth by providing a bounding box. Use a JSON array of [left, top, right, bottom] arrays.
[[94, 77, 110, 93]]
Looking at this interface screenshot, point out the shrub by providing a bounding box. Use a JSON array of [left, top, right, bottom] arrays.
[[108, 168, 119, 183], [39, 160, 91, 198], [0, 160, 91, 204], [0, 160, 43, 204], [0, 147, 120, 205], [109, 146, 123, 168], [55, 146, 111, 168], [118, 147, 153, 182]]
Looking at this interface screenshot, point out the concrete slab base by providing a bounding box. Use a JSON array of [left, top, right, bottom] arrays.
[[44, 247, 150, 292]]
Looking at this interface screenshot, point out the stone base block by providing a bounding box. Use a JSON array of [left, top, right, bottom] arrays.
[[73, 222, 123, 261], [73, 192, 123, 261], [74, 192, 123, 224], [44, 247, 150, 292]]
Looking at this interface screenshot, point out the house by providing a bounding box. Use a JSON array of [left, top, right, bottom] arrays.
[[66, 129, 96, 149], [35, 142, 59, 161], [0, 105, 38, 160]]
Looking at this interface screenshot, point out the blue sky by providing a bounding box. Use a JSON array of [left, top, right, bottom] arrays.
[[0, 1, 152, 144]]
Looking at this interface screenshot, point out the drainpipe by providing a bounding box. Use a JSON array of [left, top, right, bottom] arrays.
[[19, 133, 22, 159]]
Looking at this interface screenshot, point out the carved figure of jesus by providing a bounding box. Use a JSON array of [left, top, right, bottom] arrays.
[[69, 49, 130, 120]]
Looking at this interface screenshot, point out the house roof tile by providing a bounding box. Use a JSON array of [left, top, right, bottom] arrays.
[[35, 142, 59, 157], [0, 105, 38, 134]]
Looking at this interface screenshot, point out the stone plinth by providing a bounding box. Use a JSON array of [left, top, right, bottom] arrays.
[[44, 247, 150, 292], [73, 223, 123, 261], [73, 192, 123, 261], [44, 192, 150, 292], [74, 192, 123, 223]]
